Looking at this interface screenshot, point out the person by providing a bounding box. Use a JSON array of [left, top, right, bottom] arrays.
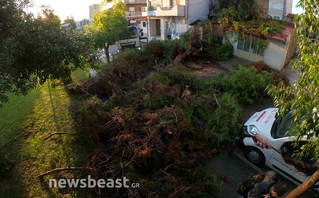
[[247, 171, 278, 198], [166, 28, 172, 40], [265, 180, 292, 198]]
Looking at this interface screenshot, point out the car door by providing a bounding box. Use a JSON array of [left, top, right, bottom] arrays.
[[267, 140, 313, 186]]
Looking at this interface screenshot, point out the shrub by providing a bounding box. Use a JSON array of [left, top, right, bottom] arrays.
[[119, 48, 143, 69], [142, 40, 164, 59], [211, 42, 234, 61], [229, 65, 273, 104]]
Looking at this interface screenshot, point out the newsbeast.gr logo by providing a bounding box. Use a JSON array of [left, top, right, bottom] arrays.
[[48, 175, 140, 189]]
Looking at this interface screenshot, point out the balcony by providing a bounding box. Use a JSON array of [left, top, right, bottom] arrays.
[[156, 5, 185, 17], [125, 11, 143, 17], [123, 0, 146, 4], [142, 6, 156, 16], [142, 11, 157, 17]]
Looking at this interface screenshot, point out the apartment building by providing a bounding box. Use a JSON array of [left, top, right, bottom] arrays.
[[89, 4, 100, 19], [121, 0, 148, 36], [268, 0, 293, 19], [143, 0, 211, 40], [122, 0, 147, 20]]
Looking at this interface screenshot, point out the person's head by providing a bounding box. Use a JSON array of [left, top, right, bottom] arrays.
[[269, 180, 292, 198]]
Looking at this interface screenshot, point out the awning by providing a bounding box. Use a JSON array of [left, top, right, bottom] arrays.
[[136, 17, 147, 21]]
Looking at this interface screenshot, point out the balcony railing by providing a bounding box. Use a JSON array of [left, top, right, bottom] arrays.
[[125, 11, 143, 17], [156, 5, 184, 16], [123, 0, 146, 4]]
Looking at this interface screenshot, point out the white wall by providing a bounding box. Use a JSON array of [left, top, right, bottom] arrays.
[[284, 0, 293, 15], [187, 0, 210, 24], [227, 33, 287, 70], [225, 34, 238, 55], [138, 20, 148, 35], [263, 39, 286, 70], [175, 18, 187, 34], [269, 0, 284, 19]]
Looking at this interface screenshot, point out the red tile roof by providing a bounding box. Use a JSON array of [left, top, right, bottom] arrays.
[[286, 13, 296, 19], [270, 25, 294, 42]]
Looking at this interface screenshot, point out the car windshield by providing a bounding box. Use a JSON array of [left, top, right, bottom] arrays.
[[271, 111, 294, 138], [124, 27, 138, 39]]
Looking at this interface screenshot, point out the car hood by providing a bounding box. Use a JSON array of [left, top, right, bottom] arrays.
[[244, 108, 278, 139]]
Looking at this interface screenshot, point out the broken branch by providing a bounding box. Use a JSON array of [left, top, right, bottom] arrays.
[[43, 132, 67, 141], [38, 167, 93, 177], [213, 93, 221, 108]]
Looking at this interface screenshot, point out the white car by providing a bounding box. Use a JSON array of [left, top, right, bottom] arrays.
[[240, 108, 319, 192]]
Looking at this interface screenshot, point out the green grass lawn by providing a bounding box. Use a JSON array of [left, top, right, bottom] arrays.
[[0, 69, 94, 197], [0, 89, 41, 155]]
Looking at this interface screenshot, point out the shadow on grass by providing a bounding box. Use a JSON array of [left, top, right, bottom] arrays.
[[48, 79, 61, 132], [36, 71, 95, 197]]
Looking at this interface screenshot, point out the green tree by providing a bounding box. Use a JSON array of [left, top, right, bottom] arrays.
[[63, 15, 77, 30], [89, 0, 129, 63], [268, 0, 319, 197], [0, 1, 97, 106]]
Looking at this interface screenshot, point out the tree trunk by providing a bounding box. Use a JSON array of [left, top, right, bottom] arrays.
[[105, 44, 110, 63], [286, 169, 319, 198]]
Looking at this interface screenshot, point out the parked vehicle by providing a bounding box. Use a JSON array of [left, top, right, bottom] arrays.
[[238, 108, 319, 191], [116, 26, 147, 52]]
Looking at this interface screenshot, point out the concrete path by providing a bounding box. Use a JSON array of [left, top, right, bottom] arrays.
[[282, 64, 299, 86]]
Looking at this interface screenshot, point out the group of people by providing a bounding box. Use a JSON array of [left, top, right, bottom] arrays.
[[239, 171, 292, 198]]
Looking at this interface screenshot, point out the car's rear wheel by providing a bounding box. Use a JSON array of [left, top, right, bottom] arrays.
[[245, 147, 265, 165]]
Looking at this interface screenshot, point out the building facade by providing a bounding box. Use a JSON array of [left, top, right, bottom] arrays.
[[121, 0, 148, 36], [122, 0, 147, 22], [268, 0, 293, 19], [227, 25, 296, 70], [143, 0, 211, 40], [89, 4, 100, 19]]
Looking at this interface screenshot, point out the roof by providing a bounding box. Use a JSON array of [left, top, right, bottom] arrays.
[[270, 25, 294, 42], [136, 17, 147, 21], [286, 13, 296, 19], [189, 19, 208, 26]]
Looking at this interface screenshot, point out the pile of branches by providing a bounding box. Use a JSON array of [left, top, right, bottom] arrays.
[[68, 28, 216, 100], [250, 61, 289, 84], [170, 27, 215, 66], [67, 67, 243, 197], [68, 74, 114, 98]]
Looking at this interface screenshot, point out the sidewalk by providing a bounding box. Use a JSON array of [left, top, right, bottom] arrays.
[[207, 149, 262, 198], [207, 148, 316, 198]]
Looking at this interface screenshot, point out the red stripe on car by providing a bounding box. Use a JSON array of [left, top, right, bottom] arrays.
[[256, 111, 266, 122]]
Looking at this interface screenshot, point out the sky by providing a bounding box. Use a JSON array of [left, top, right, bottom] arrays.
[[27, 0, 103, 21], [27, 0, 304, 22]]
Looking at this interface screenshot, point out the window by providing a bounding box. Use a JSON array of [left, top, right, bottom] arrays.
[[142, 21, 146, 27], [273, 16, 280, 20], [237, 36, 244, 50], [237, 35, 266, 56], [243, 38, 251, 51], [250, 40, 258, 54], [276, 111, 294, 138]]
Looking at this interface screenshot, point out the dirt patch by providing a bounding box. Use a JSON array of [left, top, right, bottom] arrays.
[[191, 63, 230, 80]]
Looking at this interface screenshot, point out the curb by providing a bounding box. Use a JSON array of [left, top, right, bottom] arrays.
[[233, 151, 264, 173]]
